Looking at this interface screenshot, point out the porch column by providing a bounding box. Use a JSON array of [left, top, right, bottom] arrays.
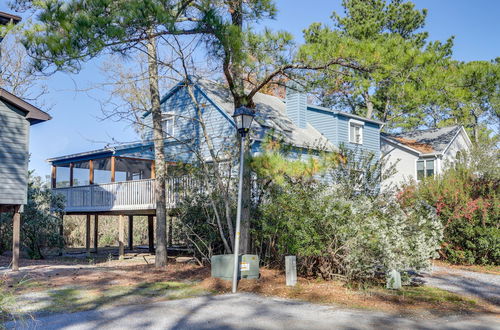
[[148, 215, 154, 253], [85, 215, 91, 256], [111, 156, 116, 182], [118, 215, 125, 260], [128, 215, 133, 250], [89, 159, 94, 185], [51, 165, 56, 188], [93, 215, 99, 253], [11, 206, 21, 271]]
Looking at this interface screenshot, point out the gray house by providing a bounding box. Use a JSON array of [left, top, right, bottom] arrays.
[[0, 11, 52, 271]]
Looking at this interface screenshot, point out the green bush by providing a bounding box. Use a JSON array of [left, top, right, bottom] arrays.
[[398, 144, 499, 265], [0, 173, 64, 260], [251, 144, 442, 282], [253, 177, 442, 282]]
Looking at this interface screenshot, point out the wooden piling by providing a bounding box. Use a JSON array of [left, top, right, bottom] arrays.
[[93, 215, 98, 253], [128, 215, 133, 250], [119, 215, 125, 260], [85, 214, 91, 256], [148, 215, 154, 253], [11, 207, 20, 271]]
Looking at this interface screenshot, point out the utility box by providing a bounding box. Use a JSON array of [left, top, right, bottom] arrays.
[[211, 254, 260, 280]]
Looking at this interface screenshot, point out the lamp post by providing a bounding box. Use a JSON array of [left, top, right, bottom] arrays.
[[231, 105, 255, 293]]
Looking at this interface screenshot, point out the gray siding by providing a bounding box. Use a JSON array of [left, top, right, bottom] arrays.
[[0, 99, 29, 205]]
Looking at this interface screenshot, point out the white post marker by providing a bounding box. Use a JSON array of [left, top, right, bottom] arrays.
[[285, 256, 297, 286]]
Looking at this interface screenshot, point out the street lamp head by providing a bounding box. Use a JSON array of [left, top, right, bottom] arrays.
[[232, 106, 255, 137]]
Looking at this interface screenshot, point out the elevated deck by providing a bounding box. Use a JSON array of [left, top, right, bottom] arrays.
[[53, 177, 197, 214]]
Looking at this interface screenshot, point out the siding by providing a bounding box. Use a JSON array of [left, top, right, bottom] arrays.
[[306, 107, 337, 144], [0, 99, 29, 205], [381, 139, 419, 189], [286, 88, 307, 128], [337, 114, 381, 159], [442, 129, 471, 170], [143, 84, 235, 163]]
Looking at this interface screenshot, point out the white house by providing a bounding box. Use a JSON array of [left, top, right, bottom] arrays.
[[381, 125, 472, 188]]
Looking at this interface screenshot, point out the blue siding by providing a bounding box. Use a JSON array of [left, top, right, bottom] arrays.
[[286, 88, 307, 129], [143, 84, 236, 163], [336, 114, 380, 158], [306, 107, 337, 145]]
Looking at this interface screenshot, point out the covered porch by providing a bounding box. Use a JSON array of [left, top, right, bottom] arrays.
[[48, 143, 197, 259]]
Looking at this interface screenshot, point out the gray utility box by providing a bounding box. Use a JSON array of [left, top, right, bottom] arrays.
[[211, 254, 260, 280]]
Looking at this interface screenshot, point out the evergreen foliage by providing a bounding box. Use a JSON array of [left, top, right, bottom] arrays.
[[398, 143, 499, 265]]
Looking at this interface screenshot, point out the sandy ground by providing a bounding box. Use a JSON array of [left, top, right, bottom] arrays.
[[1, 252, 499, 326]]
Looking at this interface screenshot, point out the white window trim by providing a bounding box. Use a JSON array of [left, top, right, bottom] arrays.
[[415, 157, 436, 181], [348, 119, 364, 144], [161, 112, 175, 137]]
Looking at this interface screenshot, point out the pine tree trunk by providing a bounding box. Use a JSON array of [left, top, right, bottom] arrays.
[[146, 35, 167, 268]]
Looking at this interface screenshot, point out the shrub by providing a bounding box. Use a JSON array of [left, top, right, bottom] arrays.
[[0, 173, 65, 259], [398, 144, 500, 265], [253, 178, 442, 282], [251, 145, 442, 282], [21, 174, 65, 259]]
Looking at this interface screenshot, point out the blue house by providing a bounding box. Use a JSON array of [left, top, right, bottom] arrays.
[[48, 79, 383, 254]]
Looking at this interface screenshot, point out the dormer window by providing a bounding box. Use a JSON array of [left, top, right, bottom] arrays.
[[161, 113, 175, 137], [349, 119, 364, 144]]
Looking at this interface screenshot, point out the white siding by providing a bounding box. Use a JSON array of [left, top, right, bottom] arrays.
[[442, 129, 471, 169], [381, 139, 419, 190]]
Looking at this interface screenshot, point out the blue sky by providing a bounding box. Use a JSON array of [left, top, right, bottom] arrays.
[[1, 0, 499, 179]]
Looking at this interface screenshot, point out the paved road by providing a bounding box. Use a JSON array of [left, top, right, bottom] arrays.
[[6, 293, 499, 330], [424, 266, 500, 305]]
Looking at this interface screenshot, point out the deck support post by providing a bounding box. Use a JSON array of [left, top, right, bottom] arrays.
[[12, 206, 21, 271], [118, 215, 125, 260], [167, 214, 173, 247], [93, 215, 98, 253], [148, 215, 154, 253], [128, 215, 133, 250], [59, 215, 64, 256], [85, 215, 91, 256]]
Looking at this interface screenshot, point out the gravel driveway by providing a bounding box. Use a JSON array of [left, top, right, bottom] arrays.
[[6, 293, 499, 330], [423, 266, 500, 305]]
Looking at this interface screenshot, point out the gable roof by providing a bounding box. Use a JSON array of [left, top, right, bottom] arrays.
[[382, 125, 463, 155], [0, 88, 51, 125], [144, 79, 335, 151]]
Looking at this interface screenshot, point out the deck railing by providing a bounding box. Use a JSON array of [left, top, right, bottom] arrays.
[[53, 176, 198, 213]]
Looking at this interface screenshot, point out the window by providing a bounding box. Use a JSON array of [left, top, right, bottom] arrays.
[[161, 113, 175, 137], [55, 164, 71, 188], [417, 159, 435, 180], [93, 158, 112, 184], [114, 158, 152, 182], [349, 120, 363, 144], [72, 160, 90, 186]]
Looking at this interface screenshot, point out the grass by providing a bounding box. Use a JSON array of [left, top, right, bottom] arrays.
[[375, 286, 478, 308], [44, 281, 207, 313]]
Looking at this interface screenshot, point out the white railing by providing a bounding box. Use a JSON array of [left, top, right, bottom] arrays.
[[53, 177, 197, 213]]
